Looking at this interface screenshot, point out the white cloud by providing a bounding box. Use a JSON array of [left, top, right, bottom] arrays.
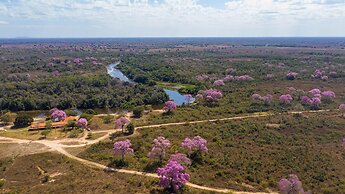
[[0, 21, 8, 24], [0, 0, 344, 37]]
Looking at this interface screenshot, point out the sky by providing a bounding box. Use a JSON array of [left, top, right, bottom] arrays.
[[0, 0, 345, 38]]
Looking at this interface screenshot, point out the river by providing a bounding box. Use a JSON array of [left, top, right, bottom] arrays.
[[107, 63, 194, 106]]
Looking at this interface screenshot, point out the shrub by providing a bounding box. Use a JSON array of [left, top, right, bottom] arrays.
[[65, 109, 78, 116], [126, 123, 135, 135], [68, 129, 82, 138], [13, 115, 33, 128], [133, 106, 144, 118], [79, 113, 93, 121], [40, 130, 50, 139], [85, 109, 97, 115], [102, 115, 114, 124], [0, 179, 5, 188]]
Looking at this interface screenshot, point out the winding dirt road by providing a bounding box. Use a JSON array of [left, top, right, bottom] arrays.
[[0, 109, 336, 193]]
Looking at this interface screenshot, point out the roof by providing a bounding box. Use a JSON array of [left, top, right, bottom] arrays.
[[29, 116, 78, 130]]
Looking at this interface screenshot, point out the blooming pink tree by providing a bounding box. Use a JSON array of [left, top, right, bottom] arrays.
[[113, 139, 134, 161], [156, 160, 190, 191], [224, 75, 234, 82], [339, 104, 345, 110], [309, 88, 321, 96], [148, 137, 171, 161], [213, 79, 225, 86], [321, 90, 336, 100], [50, 108, 67, 122], [168, 153, 191, 166], [184, 94, 193, 104], [278, 174, 311, 194], [234, 75, 254, 81], [279, 94, 293, 104], [196, 74, 210, 81], [181, 136, 208, 154], [163, 100, 177, 113], [312, 69, 325, 79], [251, 94, 273, 105], [198, 89, 223, 103], [77, 118, 88, 129], [115, 116, 130, 133], [300, 96, 321, 108]]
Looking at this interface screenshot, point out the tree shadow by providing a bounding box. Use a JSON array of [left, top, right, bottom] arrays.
[[107, 159, 128, 169]]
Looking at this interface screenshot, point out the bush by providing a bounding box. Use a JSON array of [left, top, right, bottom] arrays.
[[68, 129, 82, 138], [65, 109, 78, 116], [0, 179, 5, 188], [126, 123, 135, 135], [85, 109, 97, 115], [13, 115, 33, 128], [80, 113, 93, 121], [66, 120, 76, 129], [133, 106, 144, 118], [45, 120, 52, 130], [40, 130, 50, 138], [41, 175, 49, 183]]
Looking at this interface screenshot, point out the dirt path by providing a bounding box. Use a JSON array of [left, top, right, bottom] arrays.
[[0, 109, 337, 193], [136, 109, 333, 129]]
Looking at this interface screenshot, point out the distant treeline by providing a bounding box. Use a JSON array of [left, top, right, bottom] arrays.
[[0, 75, 168, 111]]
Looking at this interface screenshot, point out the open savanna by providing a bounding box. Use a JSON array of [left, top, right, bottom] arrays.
[[79, 112, 345, 193]]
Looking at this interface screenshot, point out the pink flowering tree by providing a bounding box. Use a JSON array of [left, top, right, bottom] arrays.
[[163, 100, 177, 113], [50, 108, 67, 122], [339, 104, 345, 111], [148, 137, 171, 161], [312, 69, 325, 79], [321, 90, 336, 101], [168, 153, 191, 166], [77, 118, 88, 129], [278, 174, 311, 194], [197, 89, 223, 103], [300, 96, 321, 109], [181, 136, 208, 164], [251, 94, 273, 105], [115, 116, 130, 133], [156, 160, 190, 191], [279, 94, 293, 105], [184, 94, 193, 104], [309, 88, 321, 96], [213, 79, 225, 86], [113, 139, 133, 161], [234, 75, 254, 81]]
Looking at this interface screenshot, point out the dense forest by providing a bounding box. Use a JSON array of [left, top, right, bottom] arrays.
[[0, 75, 168, 111]]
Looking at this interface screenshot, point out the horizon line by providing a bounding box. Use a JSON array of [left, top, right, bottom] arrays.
[[1, 36, 345, 39]]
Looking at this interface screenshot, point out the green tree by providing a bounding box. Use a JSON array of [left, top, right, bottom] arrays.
[[133, 106, 144, 118], [14, 115, 33, 128], [126, 123, 135, 135]]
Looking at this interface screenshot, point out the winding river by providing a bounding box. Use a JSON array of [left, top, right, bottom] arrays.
[[107, 63, 195, 106]]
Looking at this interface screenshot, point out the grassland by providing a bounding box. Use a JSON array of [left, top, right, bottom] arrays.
[[79, 112, 345, 193]]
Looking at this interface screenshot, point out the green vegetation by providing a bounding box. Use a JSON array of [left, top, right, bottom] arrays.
[[13, 115, 33, 128], [80, 113, 345, 193]]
